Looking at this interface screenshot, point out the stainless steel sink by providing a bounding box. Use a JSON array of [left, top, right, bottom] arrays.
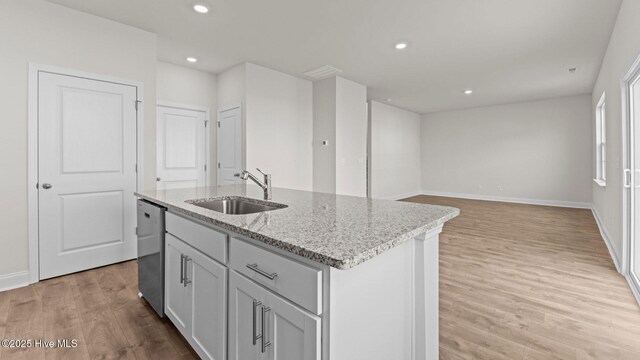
[[186, 196, 287, 215]]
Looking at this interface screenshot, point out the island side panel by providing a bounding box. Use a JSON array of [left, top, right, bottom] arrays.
[[413, 227, 441, 360], [328, 239, 414, 360]]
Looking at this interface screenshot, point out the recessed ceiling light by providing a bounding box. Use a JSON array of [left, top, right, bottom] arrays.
[[463, 89, 473, 95], [193, 4, 209, 13], [186, 57, 198, 63], [386, 98, 392, 102], [395, 42, 408, 50]]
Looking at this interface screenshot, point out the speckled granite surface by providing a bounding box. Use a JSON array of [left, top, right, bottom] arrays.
[[135, 185, 459, 270]]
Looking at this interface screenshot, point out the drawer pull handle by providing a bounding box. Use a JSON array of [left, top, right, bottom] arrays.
[[252, 299, 262, 346], [180, 254, 185, 284], [183, 256, 192, 287], [261, 306, 271, 353], [246, 263, 278, 280]]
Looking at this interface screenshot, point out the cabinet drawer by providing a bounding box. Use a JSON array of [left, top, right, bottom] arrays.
[[166, 212, 228, 264], [230, 239, 323, 315]]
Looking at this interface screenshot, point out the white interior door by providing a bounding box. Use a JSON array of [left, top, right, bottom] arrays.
[[157, 105, 207, 190], [217, 106, 242, 185], [38, 71, 138, 280]]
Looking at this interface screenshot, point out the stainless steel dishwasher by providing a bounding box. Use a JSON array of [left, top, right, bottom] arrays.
[[137, 199, 166, 317]]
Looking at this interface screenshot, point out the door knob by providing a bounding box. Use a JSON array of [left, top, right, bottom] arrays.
[[42, 183, 52, 189]]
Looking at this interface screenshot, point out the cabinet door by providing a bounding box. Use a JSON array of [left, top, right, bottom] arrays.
[[165, 234, 192, 336], [189, 247, 228, 360], [266, 292, 321, 360], [229, 272, 266, 360]]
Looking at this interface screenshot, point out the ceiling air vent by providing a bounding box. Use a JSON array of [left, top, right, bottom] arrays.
[[303, 65, 343, 80]]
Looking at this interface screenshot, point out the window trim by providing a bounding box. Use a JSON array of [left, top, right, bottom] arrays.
[[594, 92, 606, 187]]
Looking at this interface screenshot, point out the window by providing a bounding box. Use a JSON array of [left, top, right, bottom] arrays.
[[595, 92, 606, 186]]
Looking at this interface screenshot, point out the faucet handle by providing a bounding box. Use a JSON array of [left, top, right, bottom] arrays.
[[255, 168, 268, 176], [234, 173, 241, 177]]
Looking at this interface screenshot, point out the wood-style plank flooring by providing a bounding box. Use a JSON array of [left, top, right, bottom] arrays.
[[0, 196, 639, 359], [0, 261, 197, 360], [403, 195, 640, 360]]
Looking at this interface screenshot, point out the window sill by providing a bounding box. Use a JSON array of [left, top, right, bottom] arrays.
[[593, 179, 606, 187]]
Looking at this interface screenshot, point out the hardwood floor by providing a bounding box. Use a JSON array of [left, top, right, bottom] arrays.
[[402, 195, 640, 360], [1, 196, 639, 359], [0, 261, 197, 360]]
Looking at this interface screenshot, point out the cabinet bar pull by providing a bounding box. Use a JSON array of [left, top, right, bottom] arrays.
[[252, 300, 262, 346], [261, 306, 271, 353], [246, 263, 278, 280], [180, 254, 185, 284], [183, 256, 192, 287]]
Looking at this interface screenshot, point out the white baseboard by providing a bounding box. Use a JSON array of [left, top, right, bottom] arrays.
[[591, 207, 622, 273], [0, 270, 30, 292], [418, 190, 591, 209], [378, 191, 423, 201]]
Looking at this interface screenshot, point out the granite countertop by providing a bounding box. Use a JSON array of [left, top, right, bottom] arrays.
[[135, 185, 459, 270]]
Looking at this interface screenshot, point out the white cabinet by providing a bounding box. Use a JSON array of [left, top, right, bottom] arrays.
[[190, 241, 228, 360], [166, 212, 228, 263], [161, 208, 441, 360], [267, 289, 321, 360], [229, 270, 264, 360], [165, 234, 191, 335], [229, 238, 322, 315], [165, 234, 227, 360], [229, 272, 321, 360]]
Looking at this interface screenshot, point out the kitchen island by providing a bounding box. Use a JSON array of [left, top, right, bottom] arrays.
[[136, 185, 458, 360]]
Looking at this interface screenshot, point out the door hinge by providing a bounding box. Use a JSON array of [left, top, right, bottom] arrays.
[[135, 164, 138, 173], [36, 183, 39, 189], [217, 121, 221, 128], [204, 164, 207, 171], [218, 162, 221, 169], [135, 100, 142, 111], [205, 120, 209, 127]]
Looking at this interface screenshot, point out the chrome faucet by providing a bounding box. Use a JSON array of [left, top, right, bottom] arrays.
[[234, 168, 272, 200]]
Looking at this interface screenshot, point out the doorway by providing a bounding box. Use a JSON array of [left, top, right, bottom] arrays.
[[623, 55, 640, 304], [217, 105, 242, 185], [156, 103, 210, 190], [30, 67, 141, 280]]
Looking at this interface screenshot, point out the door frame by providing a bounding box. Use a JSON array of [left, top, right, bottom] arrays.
[[27, 63, 145, 284], [621, 52, 640, 303], [216, 103, 243, 186], [156, 101, 212, 187]]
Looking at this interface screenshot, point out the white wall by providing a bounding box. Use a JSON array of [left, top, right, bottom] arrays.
[[370, 101, 422, 200], [0, 0, 157, 278], [312, 76, 368, 196], [335, 77, 367, 197], [313, 78, 337, 193], [421, 95, 592, 206], [157, 61, 218, 185], [245, 63, 313, 191], [217, 63, 246, 110], [591, 0, 640, 265], [217, 63, 247, 170]]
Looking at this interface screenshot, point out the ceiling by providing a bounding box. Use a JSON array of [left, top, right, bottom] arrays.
[[47, 0, 622, 114]]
